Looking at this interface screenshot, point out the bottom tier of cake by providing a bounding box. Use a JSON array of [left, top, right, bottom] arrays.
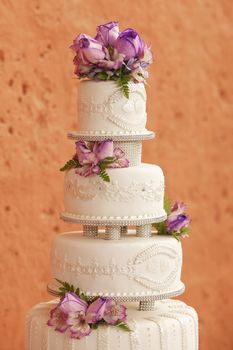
[[26, 299, 198, 350]]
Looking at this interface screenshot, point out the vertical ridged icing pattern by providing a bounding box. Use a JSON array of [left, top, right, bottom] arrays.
[[77, 81, 147, 135], [26, 300, 198, 350]]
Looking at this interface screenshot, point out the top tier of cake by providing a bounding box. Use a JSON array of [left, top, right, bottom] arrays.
[[76, 80, 150, 137]]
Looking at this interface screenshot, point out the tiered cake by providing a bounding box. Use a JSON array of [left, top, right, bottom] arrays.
[[26, 23, 198, 350]]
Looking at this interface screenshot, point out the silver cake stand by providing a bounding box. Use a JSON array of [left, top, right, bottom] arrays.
[[60, 213, 167, 240], [47, 282, 185, 311]]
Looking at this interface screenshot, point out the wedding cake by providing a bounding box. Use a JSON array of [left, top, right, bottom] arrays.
[[26, 22, 198, 350]]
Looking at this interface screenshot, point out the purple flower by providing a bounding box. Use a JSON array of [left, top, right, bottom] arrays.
[[71, 34, 106, 65], [47, 293, 88, 332], [95, 21, 120, 46], [166, 202, 191, 233], [103, 299, 127, 325], [98, 49, 125, 70], [47, 306, 69, 332], [67, 311, 92, 339], [86, 297, 108, 324], [115, 28, 144, 60], [74, 140, 129, 177], [109, 148, 130, 168], [59, 292, 88, 314]]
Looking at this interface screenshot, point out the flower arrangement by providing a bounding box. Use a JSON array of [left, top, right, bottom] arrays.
[[70, 21, 153, 98], [60, 139, 129, 182], [153, 198, 191, 240], [47, 280, 130, 340]]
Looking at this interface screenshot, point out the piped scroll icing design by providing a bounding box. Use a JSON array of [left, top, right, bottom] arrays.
[[106, 84, 147, 131], [65, 174, 164, 203], [79, 83, 147, 132], [52, 243, 181, 292]]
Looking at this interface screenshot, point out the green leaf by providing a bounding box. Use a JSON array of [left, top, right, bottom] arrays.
[[102, 156, 115, 163], [172, 232, 180, 241], [55, 279, 78, 296], [164, 195, 172, 215], [90, 323, 99, 330], [99, 169, 110, 182], [97, 71, 109, 81], [60, 159, 80, 172], [115, 73, 131, 99], [153, 220, 167, 235], [115, 321, 132, 332], [180, 227, 190, 234]]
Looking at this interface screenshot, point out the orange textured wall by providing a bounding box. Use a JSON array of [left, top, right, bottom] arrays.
[[0, 1, 232, 349]]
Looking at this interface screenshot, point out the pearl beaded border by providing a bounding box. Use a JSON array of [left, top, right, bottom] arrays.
[[67, 130, 155, 142], [47, 283, 185, 302], [60, 212, 167, 226]]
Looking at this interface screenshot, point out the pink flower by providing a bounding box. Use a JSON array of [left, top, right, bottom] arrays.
[[166, 202, 191, 233], [47, 293, 88, 333], [95, 21, 120, 46], [115, 28, 145, 60], [59, 292, 88, 314], [47, 307, 69, 333], [86, 297, 108, 324], [67, 310, 92, 339], [93, 139, 114, 160], [98, 49, 125, 70], [103, 299, 127, 325], [71, 34, 106, 65], [109, 148, 130, 168], [74, 140, 129, 178]]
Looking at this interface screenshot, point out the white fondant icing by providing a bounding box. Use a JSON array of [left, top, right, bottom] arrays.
[[50, 232, 183, 297], [78, 81, 148, 134], [26, 299, 198, 350], [63, 163, 166, 220]]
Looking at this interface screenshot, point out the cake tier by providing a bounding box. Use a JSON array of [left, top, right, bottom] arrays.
[[62, 163, 166, 224], [77, 80, 149, 136], [49, 232, 184, 299], [26, 299, 198, 350]]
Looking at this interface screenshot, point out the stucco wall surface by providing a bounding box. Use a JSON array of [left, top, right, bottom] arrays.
[[0, 1, 232, 349]]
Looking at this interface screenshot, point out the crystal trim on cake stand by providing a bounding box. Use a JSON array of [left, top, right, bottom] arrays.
[[81, 225, 157, 240], [67, 130, 155, 142], [105, 226, 121, 240], [83, 225, 98, 238], [139, 300, 156, 311], [47, 283, 185, 302], [120, 226, 128, 235], [136, 224, 152, 237], [60, 212, 167, 226]]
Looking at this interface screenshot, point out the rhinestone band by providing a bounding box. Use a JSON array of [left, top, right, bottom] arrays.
[[139, 300, 155, 311], [83, 225, 98, 238], [60, 212, 167, 226], [105, 226, 121, 240], [67, 130, 155, 142], [47, 284, 185, 302], [120, 226, 128, 235], [136, 224, 152, 237]]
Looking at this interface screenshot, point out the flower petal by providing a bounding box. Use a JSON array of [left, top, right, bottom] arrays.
[[86, 297, 107, 324]]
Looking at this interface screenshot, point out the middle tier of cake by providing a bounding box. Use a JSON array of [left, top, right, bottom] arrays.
[[49, 232, 184, 300], [62, 163, 166, 225]]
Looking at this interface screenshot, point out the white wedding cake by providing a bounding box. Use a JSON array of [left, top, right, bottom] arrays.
[[26, 22, 198, 350]]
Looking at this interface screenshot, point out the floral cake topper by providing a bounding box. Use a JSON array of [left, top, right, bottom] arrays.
[[47, 279, 130, 340], [60, 139, 129, 182], [70, 21, 153, 97], [154, 198, 191, 240]]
